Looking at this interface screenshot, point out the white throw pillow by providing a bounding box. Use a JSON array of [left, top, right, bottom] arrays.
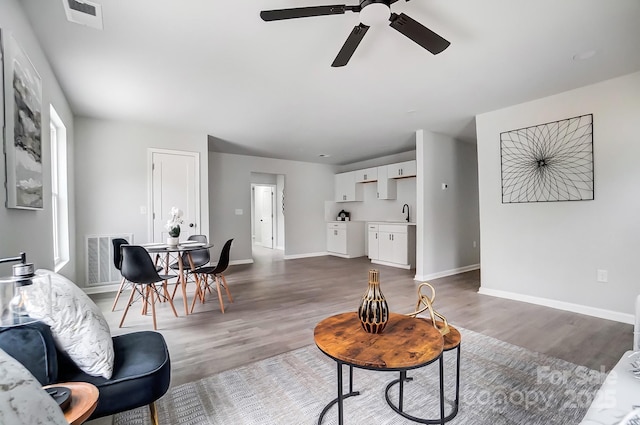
[[24, 269, 114, 379], [0, 348, 68, 425]]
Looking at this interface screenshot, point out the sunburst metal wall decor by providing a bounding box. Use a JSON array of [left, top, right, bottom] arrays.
[[500, 114, 594, 203]]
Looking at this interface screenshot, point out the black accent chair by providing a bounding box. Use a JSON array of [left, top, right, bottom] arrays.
[[119, 245, 178, 330], [0, 321, 170, 423], [191, 238, 234, 313]]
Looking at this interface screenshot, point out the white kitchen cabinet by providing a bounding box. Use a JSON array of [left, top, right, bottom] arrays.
[[387, 160, 417, 179], [354, 167, 378, 183], [327, 222, 365, 258], [379, 229, 408, 265], [375, 165, 397, 200], [367, 223, 379, 259], [334, 171, 363, 202], [368, 222, 416, 269]]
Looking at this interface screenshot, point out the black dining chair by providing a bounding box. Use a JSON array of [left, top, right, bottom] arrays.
[[191, 238, 234, 313], [169, 234, 210, 299], [119, 245, 179, 330], [111, 238, 131, 312], [112, 238, 164, 312]]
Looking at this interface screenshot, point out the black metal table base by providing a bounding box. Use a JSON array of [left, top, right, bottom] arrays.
[[384, 344, 461, 424], [318, 362, 359, 425], [318, 344, 459, 425]]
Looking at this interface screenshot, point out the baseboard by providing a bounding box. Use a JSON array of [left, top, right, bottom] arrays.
[[84, 283, 120, 295], [414, 264, 480, 281], [230, 259, 254, 266], [371, 259, 410, 270], [283, 252, 328, 260], [478, 287, 635, 325]]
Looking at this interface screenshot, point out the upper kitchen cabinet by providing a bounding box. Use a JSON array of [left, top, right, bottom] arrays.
[[354, 167, 378, 183], [376, 165, 397, 200], [335, 171, 363, 202], [387, 160, 417, 179]]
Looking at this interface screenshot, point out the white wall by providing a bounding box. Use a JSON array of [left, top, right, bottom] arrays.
[[0, 1, 76, 279], [416, 130, 480, 280], [74, 117, 209, 287], [476, 71, 640, 322], [208, 152, 335, 261]]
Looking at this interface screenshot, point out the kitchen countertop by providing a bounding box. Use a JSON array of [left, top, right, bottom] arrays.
[[367, 221, 416, 226], [328, 220, 416, 225]]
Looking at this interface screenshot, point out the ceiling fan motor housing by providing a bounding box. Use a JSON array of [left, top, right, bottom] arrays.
[[360, 0, 391, 8], [359, 0, 391, 26]]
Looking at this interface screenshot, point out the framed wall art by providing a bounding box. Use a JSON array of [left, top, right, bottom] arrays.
[[3, 30, 43, 210], [500, 114, 594, 204]]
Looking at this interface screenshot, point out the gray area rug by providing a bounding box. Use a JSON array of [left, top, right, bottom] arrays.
[[114, 327, 604, 424]]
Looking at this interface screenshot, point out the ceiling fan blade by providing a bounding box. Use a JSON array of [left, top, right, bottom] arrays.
[[388, 13, 450, 55], [331, 24, 369, 67], [260, 5, 351, 21]]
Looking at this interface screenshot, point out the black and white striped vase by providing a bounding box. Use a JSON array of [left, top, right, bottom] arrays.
[[357, 269, 389, 334]]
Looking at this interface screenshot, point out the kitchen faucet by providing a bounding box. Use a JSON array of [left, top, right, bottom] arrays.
[[402, 204, 410, 222]]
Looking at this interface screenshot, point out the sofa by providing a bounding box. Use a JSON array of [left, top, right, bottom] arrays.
[[579, 295, 640, 423]]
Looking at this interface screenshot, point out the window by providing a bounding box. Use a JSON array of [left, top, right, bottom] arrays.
[[50, 106, 69, 271]]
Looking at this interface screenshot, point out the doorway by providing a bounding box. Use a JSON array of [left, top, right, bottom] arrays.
[[250, 173, 285, 261], [148, 149, 200, 242], [253, 184, 275, 249]]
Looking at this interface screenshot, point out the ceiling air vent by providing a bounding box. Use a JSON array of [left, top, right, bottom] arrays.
[[62, 0, 103, 30]]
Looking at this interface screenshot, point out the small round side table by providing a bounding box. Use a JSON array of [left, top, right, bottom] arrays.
[[385, 321, 462, 423], [43, 382, 99, 425]]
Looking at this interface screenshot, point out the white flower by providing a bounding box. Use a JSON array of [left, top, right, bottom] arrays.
[[165, 207, 184, 236]]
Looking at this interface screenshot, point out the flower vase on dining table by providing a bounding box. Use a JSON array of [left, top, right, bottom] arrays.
[[165, 206, 184, 248]]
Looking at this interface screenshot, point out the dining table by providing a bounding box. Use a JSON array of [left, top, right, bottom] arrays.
[[142, 241, 213, 316]]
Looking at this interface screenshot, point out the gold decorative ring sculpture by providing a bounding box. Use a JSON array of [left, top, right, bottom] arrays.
[[406, 282, 450, 336]]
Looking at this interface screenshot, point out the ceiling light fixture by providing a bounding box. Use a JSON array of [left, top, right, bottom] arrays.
[[359, 0, 391, 27], [572, 50, 597, 61]]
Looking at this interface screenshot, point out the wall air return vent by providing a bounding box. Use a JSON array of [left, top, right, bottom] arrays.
[[86, 233, 132, 286], [62, 0, 103, 30]]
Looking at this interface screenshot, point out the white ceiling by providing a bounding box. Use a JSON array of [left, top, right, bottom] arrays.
[[19, 0, 640, 165]]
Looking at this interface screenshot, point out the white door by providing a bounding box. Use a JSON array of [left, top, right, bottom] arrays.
[[149, 149, 200, 242], [255, 185, 275, 248]]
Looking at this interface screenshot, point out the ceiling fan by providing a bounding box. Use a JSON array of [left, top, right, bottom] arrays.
[[260, 0, 450, 67]]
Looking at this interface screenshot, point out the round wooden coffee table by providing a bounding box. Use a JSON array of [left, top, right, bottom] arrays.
[[314, 312, 445, 425], [43, 382, 99, 425]]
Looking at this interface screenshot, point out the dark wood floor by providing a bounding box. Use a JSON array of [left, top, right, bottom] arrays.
[[92, 246, 633, 389]]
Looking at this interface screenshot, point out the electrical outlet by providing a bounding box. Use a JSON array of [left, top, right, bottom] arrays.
[[473, 241, 477, 248], [597, 269, 608, 283]]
